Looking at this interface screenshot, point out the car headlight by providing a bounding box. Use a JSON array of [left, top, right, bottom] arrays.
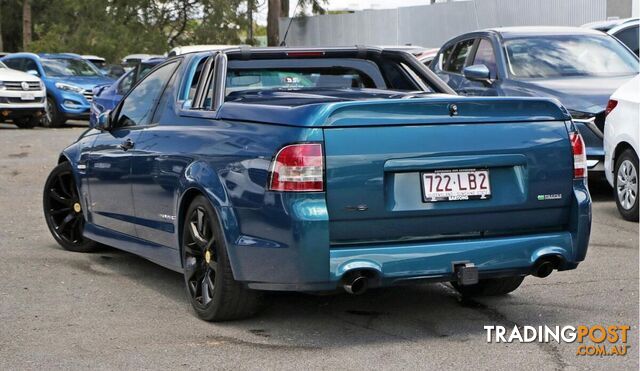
[[55, 82, 84, 93]]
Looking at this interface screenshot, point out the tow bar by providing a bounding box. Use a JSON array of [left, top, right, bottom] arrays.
[[454, 262, 479, 285]]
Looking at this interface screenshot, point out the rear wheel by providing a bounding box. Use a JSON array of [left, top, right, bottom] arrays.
[[41, 96, 66, 128], [14, 116, 38, 129], [182, 195, 263, 321], [451, 276, 525, 297], [614, 149, 639, 222], [43, 162, 98, 252]]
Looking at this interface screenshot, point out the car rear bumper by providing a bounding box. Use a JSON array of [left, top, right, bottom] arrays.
[[234, 182, 591, 292]]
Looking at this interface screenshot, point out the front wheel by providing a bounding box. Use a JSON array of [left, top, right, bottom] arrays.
[[614, 149, 639, 222], [451, 276, 525, 297], [43, 162, 98, 252], [182, 195, 263, 321], [41, 96, 66, 128]]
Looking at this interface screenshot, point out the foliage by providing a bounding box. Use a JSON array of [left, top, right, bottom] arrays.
[[0, 0, 250, 62]]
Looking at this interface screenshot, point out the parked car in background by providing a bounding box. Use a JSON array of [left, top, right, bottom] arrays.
[[90, 57, 165, 125], [0, 60, 46, 128], [582, 17, 638, 32], [604, 75, 639, 221], [608, 19, 639, 56], [414, 48, 439, 66], [121, 54, 164, 71], [102, 64, 126, 79], [82, 55, 107, 70], [431, 27, 639, 176], [43, 47, 591, 321], [1, 53, 114, 127], [167, 45, 237, 57]]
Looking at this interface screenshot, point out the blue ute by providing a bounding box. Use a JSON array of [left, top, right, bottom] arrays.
[[43, 47, 592, 321]]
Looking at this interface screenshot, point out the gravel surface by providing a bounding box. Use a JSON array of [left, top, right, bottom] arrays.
[[0, 122, 638, 370]]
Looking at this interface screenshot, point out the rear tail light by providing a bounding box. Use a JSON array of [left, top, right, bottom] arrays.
[[570, 132, 587, 179], [605, 99, 618, 116], [268, 143, 324, 191]]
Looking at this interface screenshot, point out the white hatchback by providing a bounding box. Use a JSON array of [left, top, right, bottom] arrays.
[[0, 61, 46, 128], [604, 75, 639, 221]]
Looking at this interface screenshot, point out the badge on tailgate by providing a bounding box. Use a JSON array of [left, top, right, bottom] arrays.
[[421, 168, 491, 202]]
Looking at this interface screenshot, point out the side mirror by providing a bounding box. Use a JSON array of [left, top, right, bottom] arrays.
[[26, 69, 39, 77], [463, 64, 492, 84], [94, 111, 112, 131]]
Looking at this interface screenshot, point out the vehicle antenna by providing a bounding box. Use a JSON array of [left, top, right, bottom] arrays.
[[280, 0, 302, 46]]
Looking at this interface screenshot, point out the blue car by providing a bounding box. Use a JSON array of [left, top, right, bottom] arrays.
[[1, 53, 114, 127], [43, 47, 591, 321], [430, 27, 639, 175], [90, 57, 165, 125]]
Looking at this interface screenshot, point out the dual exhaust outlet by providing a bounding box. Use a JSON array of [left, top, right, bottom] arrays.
[[341, 256, 560, 294]]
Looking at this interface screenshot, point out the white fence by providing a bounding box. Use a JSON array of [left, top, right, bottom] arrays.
[[279, 0, 612, 48]]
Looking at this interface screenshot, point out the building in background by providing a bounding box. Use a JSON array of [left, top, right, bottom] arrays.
[[279, 0, 636, 47]]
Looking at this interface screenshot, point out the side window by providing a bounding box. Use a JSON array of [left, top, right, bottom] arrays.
[[187, 57, 207, 102], [438, 44, 455, 70], [116, 62, 178, 128], [4, 58, 24, 71], [446, 39, 475, 74], [117, 71, 135, 94], [472, 38, 498, 79], [614, 27, 639, 55]]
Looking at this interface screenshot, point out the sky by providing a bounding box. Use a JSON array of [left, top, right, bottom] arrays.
[[255, 0, 441, 24]]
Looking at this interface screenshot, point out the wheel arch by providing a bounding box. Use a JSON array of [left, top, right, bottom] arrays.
[[613, 141, 636, 167], [175, 185, 241, 279]]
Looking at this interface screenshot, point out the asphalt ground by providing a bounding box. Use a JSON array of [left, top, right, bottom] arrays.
[[0, 122, 638, 370]]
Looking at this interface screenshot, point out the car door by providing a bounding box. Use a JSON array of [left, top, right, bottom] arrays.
[[458, 38, 500, 96], [129, 56, 206, 248], [86, 62, 177, 237], [435, 38, 475, 92]]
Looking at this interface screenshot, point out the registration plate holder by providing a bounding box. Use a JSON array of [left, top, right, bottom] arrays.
[[20, 93, 35, 101], [421, 168, 491, 202]]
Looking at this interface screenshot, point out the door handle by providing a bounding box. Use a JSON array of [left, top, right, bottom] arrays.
[[120, 138, 135, 151]]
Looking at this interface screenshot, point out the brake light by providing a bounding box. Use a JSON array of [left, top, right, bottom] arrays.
[[268, 143, 324, 191], [570, 132, 587, 179], [605, 99, 618, 116], [285, 51, 325, 57]]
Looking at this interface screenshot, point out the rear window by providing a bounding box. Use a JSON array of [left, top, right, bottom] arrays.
[[226, 67, 376, 94], [223, 57, 433, 99]]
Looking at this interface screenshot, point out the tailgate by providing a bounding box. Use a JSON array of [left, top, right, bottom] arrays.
[[323, 99, 573, 245]]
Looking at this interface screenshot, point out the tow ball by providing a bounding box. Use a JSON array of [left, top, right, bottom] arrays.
[[454, 262, 479, 285]]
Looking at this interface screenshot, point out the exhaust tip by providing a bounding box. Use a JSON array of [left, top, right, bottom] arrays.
[[344, 275, 368, 295], [532, 260, 555, 278]]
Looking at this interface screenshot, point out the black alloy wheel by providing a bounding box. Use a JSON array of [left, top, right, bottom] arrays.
[[181, 195, 262, 321], [43, 162, 98, 252], [184, 205, 218, 308]]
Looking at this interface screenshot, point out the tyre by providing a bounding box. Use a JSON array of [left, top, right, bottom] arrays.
[[14, 116, 38, 129], [614, 149, 639, 222], [182, 195, 263, 321], [41, 96, 66, 128], [451, 276, 525, 297], [43, 162, 98, 252]]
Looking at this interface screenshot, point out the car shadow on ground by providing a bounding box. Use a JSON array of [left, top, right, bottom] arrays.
[[57, 243, 571, 348]]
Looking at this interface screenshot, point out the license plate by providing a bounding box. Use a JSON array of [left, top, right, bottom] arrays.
[[20, 93, 35, 101], [421, 169, 491, 202]]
